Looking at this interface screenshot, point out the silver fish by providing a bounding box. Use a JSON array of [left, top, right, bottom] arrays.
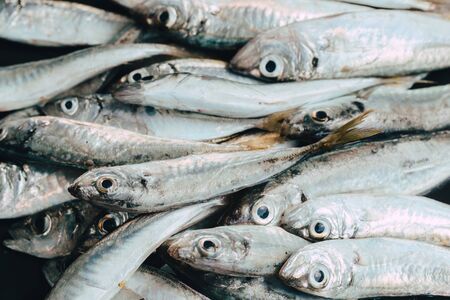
[[68, 113, 377, 212], [0, 0, 133, 46], [279, 84, 450, 140], [0, 162, 81, 219], [335, 0, 447, 11], [164, 225, 309, 276], [0, 116, 245, 169], [279, 238, 450, 298], [113, 0, 368, 49], [0, 43, 191, 111], [3, 200, 100, 258], [231, 11, 450, 80], [223, 131, 450, 226], [114, 74, 387, 118], [281, 193, 450, 246], [47, 199, 225, 300]]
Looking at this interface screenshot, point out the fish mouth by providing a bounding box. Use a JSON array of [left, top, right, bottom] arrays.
[[3, 238, 32, 254], [68, 183, 82, 199]]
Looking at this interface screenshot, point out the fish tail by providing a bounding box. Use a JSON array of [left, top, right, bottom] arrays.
[[228, 132, 283, 150], [256, 109, 298, 134]]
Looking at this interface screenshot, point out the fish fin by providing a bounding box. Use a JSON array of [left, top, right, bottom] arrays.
[[257, 109, 299, 133], [357, 74, 428, 99], [229, 132, 283, 150], [317, 110, 381, 149], [428, 0, 450, 18]]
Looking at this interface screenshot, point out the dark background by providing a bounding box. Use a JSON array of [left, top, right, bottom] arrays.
[[0, 1, 449, 299]]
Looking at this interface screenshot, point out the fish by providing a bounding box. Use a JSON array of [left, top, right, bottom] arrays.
[[46, 199, 226, 300], [281, 193, 450, 246], [0, 0, 134, 46], [113, 73, 389, 118], [0, 116, 247, 169], [68, 112, 378, 212], [231, 11, 450, 81], [223, 130, 450, 226], [3, 200, 100, 258], [279, 238, 450, 298], [334, 0, 449, 12], [0, 43, 191, 111], [278, 84, 450, 140], [126, 58, 264, 84], [113, 0, 369, 49], [0, 162, 81, 219], [163, 225, 309, 276], [42, 257, 73, 287]]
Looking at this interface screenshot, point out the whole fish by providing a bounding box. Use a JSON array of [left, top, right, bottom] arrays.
[[279, 238, 450, 298], [0, 162, 81, 219], [126, 59, 263, 84], [68, 113, 377, 212], [3, 200, 100, 258], [42, 94, 283, 141], [279, 84, 450, 140], [0, 116, 246, 169], [114, 74, 388, 118], [0, 0, 133, 46], [335, 0, 448, 11], [112, 0, 369, 49], [223, 131, 450, 226], [0, 43, 191, 111], [46, 199, 225, 300], [281, 194, 450, 246], [231, 11, 450, 80], [164, 225, 309, 276]]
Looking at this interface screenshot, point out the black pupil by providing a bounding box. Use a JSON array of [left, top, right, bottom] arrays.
[[132, 73, 142, 81], [265, 60, 276, 73], [101, 179, 113, 189], [202, 240, 215, 250], [314, 270, 325, 283], [33, 215, 46, 234], [64, 101, 73, 110], [315, 111, 327, 120], [159, 11, 169, 24], [102, 218, 117, 233], [257, 206, 269, 219], [314, 222, 325, 234]]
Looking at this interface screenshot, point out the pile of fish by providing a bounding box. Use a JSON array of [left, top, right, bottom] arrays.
[[1, 0, 450, 299]]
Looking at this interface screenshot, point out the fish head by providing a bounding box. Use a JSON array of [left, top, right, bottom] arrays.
[[144, 0, 192, 33], [164, 228, 250, 274], [126, 65, 162, 84], [0, 117, 39, 147], [41, 96, 101, 122], [279, 242, 353, 298]]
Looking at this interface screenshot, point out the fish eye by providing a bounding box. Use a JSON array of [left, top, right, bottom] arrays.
[[311, 110, 329, 123], [0, 127, 7, 141], [251, 201, 274, 225], [127, 69, 154, 83], [31, 214, 52, 236], [259, 55, 284, 79], [96, 176, 117, 194], [60, 98, 79, 116], [308, 264, 330, 289], [156, 7, 177, 28], [97, 214, 120, 235], [309, 219, 331, 240], [198, 237, 221, 257]]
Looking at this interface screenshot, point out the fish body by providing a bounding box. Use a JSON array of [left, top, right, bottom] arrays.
[[334, 0, 439, 10], [3, 200, 100, 258], [164, 225, 309, 276], [0, 162, 81, 219], [231, 11, 450, 80], [279, 238, 450, 298], [223, 131, 450, 226], [46, 199, 225, 300], [0, 116, 244, 169], [281, 194, 450, 246], [0, 43, 190, 111]]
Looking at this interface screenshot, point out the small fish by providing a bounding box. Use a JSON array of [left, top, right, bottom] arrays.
[[279, 238, 450, 298], [281, 194, 450, 246], [223, 131, 450, 226], [164, 225, 309, 276], [0, 162, 81, 219], [0, 116, 246, 169], [0, 43, 191, 111], [231, 11, 450, 81], [3, 200, 100, 258], [68, 113, 378, 212], [113, 0, 369, 49], [47, 199, 225, 300], [0, 0, 134, 46], [114, 73, 388, 118]]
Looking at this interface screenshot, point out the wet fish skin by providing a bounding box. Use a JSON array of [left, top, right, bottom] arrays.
[[334, 0, 441, 11], [3, 200, 100, 259], [231, 11, 450, 81], [0, 162, 81, 219], [0, 116, 245, 169], [46, 199, 226, 300], [0, 43, 191, 112], [164, 225, 309, 276], [281, 194, 450, 246], [279, 238, 450, 298], [223, 131, 450, 227]]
